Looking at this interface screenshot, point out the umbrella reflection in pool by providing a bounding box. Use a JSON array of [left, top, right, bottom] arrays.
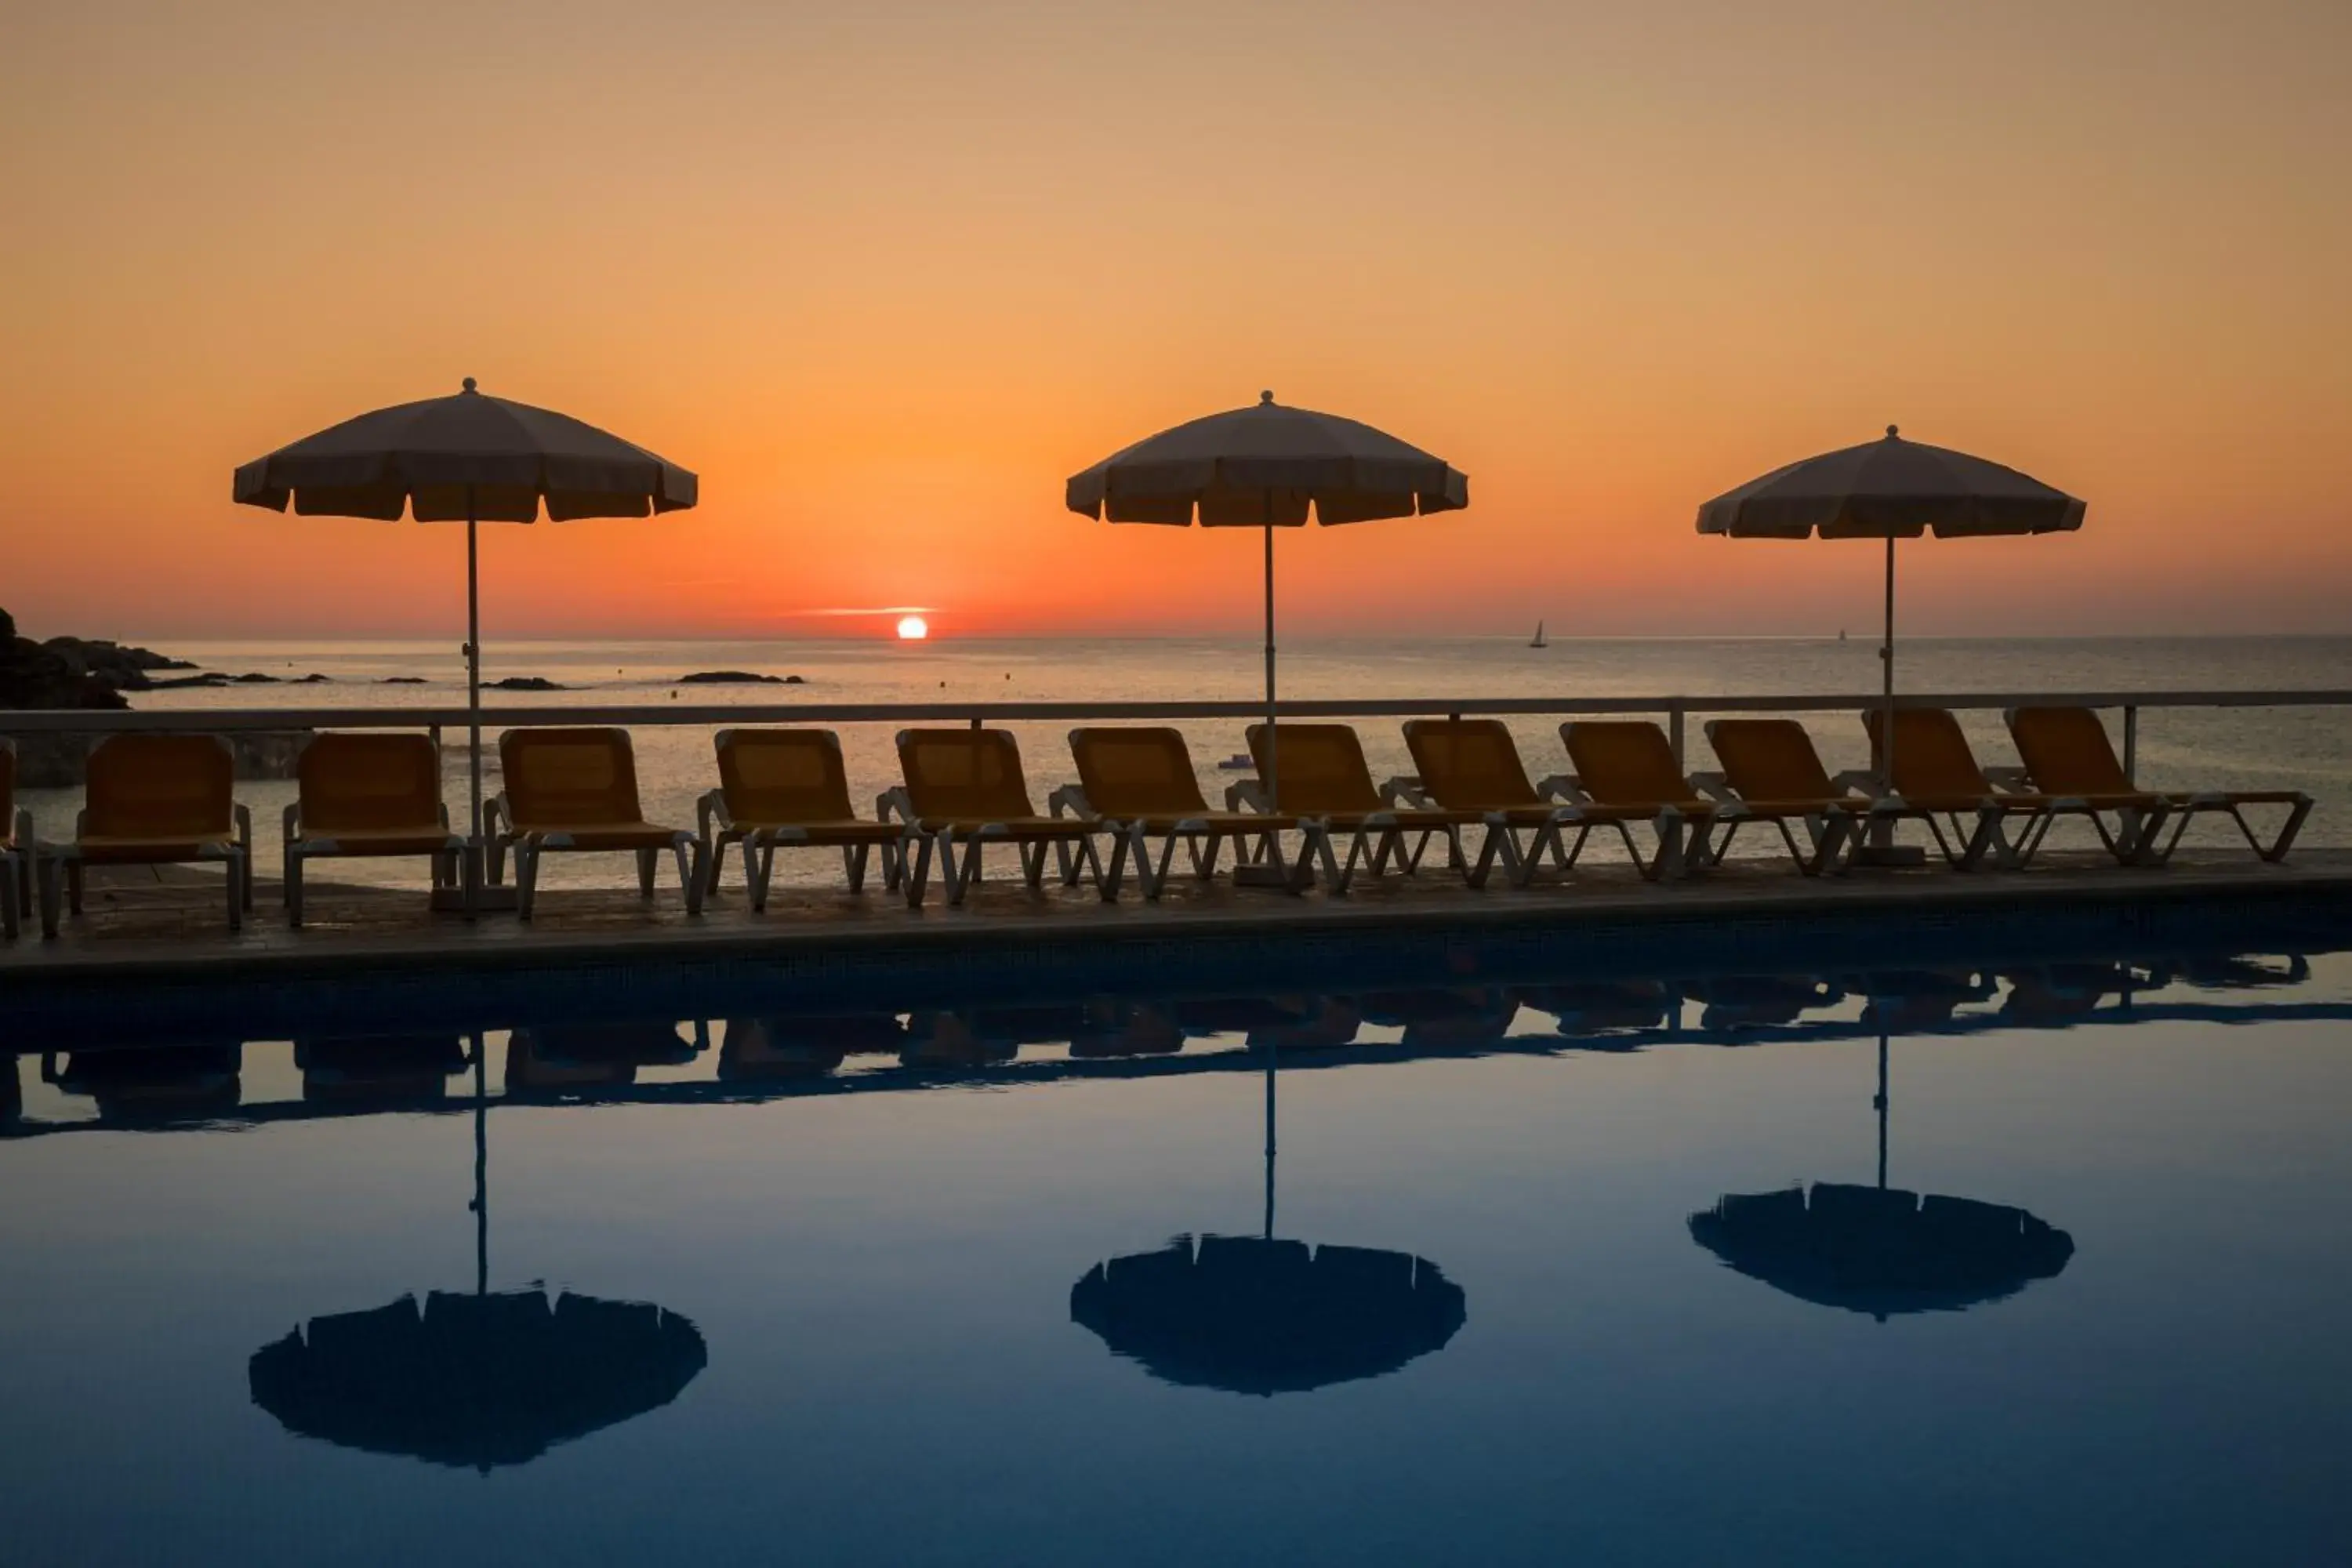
[[1690, 977, 2074, 1319], [1070, 1036, 1466, 1395], [249, 1037, 707, 1469]]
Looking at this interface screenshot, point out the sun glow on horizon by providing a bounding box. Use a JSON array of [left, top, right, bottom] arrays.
[[896, 615, 930, 641]]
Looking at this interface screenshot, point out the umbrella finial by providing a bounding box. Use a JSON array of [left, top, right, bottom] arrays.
[[463, 377, 478, 394], [1260, 390, 1275, 406], [1885, 423, 1900, 440]]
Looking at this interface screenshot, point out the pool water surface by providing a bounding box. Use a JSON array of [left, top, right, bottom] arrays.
[[4, 937, 2349, 1566]]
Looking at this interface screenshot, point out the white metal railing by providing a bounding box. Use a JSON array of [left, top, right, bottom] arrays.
[[7, 689, 2351, 782]]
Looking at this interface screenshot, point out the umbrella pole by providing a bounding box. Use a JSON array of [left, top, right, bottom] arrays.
[[1880, 532, 1896, 797], [466, 487, 484, 849], [1874, 1027, 1889, 1191], [1263, 514, 1278, 813], [1264, 1039, 1277, 1241], [471, 1030, 488, 1295]]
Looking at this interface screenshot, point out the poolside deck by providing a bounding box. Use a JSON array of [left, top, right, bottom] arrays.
[[7, 850, 2349, 1045]]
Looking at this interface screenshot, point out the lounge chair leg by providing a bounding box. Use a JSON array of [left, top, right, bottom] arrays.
[[636, 847, 657, 899], [902, 834, 933, 908], [488, 839, 506, 886], [288, 853, 304, 929], [681, 842, 704, 914], [226, 849, 245, 931], [67, 862, 83, 916], [846, 843, 869, 893], [1080, 835, 1113, 902], [39, 857, 62, 938], [517, 841, 541, 921]]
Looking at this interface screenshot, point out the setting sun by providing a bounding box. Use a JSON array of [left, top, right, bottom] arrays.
[[895, 615, 929, 641]]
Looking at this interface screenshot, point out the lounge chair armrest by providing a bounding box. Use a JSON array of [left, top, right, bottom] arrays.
[[12, 805, 31, 852], [74, 807, 89, 837], [234, 803, 253, 848], [484, 794, 510, 840], [696, 788, 730, 842], [876, 786, 914, 824], [281, 801, 301, 841], [1830, 769, 1882, 797], [1536, 774, 1587, 804], [1225, 780, 1275, 814], [1378, 775, 1431, 808], [1984, 765, 2034, 793], [1046, 783, 1094, 821], [1688, 771, 1736, 803]]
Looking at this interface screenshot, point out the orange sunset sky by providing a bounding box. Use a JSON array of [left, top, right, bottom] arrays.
[[4, 2, 2347, 642]]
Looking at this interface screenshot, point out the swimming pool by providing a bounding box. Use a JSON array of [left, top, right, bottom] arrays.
[[5, 920, 2349, 1565]]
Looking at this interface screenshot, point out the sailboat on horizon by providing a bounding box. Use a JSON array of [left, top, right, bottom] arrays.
[[1529, 619, 1548, 649]]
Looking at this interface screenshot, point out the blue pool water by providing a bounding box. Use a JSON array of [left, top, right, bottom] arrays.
[[5, 928, 2351, 1565]]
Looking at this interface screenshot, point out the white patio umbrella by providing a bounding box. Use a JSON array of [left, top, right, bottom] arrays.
[[1697, 426, 2083, 806], [1067, 393, 1467, 821], [234, 379, 697, 855]]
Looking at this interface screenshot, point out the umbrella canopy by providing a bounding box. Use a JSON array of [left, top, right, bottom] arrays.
[[249, 1288, 707, 1470], [232, 380, 695, 522], [234, 379, 697, 861], [1068, 394, 1466, 818], [1689, 1183, 2075, 1319], [1696, 426, 2083, 818], [1696, 426, 2083, 540], [1065, 392, 1466, 526], [1070, 1233, 1467, 1396]]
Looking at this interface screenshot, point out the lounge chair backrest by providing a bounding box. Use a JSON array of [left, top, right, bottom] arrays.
[[298, 733, 444, 833], [1244, 724, 1382, 815], [499, 728, 644, 828], [898, 728, 1040, 819], [1069, 727, 1210, 816], [83, 734, 234, 839], [716, 729, 857, 823], [1562, 721, 1690, 807], [1403, 719, 1541, 810], [2007, 707, 2133, 795], [1706, 719, 1838, 801], [1864, 708, 1991, 798]]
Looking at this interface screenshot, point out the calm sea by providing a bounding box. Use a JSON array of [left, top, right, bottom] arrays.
[[24, 634, 2350, 884]]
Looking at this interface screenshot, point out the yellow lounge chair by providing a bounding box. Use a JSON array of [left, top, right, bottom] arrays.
[[1399, 717, 1732, 887], [698, 728, 909, 909], [2005, 706, 2311, 863], [282, 732, 467, 927], [37, 733, 252, 936], [885, 728, 1109, 908], [485, 728, 702, 919], [1863, 708, 2080, 867], [1, 738, 27, 939], [1548, 721, 1721, 880], [1234, 723, 1474, 893], [1050, 726, 1313, 898], [1691, 719, 1887, 875]]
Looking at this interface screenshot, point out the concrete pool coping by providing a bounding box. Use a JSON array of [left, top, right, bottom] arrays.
[[5, 851, 2349, 1045]]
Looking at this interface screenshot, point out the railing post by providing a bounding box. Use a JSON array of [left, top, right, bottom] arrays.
[[1668, 703, 1686, 774], [2122, 706, 2138, 786]]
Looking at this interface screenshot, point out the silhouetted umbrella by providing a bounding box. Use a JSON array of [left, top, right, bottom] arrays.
[[1690, 1003, 2074, 1319], [249, 1288, 706, 1471], [1697, 428, 2082, 838], [1072, 1234, 1465, 1396], [234, 380, 697, 860], [1068, 394, 1466, 828], [252, 1036, 706, 1468], [1070, 1029, 1466, 1394], [1689, 1183, 2073, 1319]]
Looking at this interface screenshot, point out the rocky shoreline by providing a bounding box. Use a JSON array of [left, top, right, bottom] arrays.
[[2, 607, 311, 786]]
